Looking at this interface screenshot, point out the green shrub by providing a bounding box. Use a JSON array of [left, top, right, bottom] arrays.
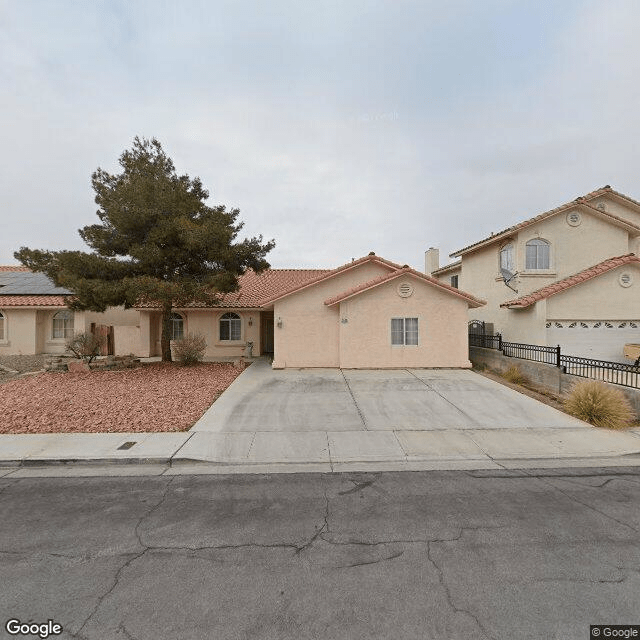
[[502, 365, 529, 385], [562, 379, 634, 429], [65, 331, 105, 363], [173, 333, 207, 365]]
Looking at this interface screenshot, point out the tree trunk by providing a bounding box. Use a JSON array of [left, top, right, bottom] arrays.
[[160, 304, 173, 362]]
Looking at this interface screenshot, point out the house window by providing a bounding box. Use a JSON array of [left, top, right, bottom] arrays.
[[52, 310, 74, 339], [0, 311, 4, 341], [391, 317, 419, 346], [499, 243, 514, 273], [170, 312, 184, 341], [450, 275, 459, 289], [525, 238, 550, 269], [220, 312, 241, 341]]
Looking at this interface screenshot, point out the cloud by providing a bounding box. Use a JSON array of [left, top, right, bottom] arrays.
[[2, 0, 640, 276]]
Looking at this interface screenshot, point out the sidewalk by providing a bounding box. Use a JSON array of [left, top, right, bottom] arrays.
[[1, 426, 640, 475]]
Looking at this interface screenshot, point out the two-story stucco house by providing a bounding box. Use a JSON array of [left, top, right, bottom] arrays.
[[429, 186, 640, 363]]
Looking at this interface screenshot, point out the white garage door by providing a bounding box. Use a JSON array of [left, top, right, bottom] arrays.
[[546, 320, 640, 363]]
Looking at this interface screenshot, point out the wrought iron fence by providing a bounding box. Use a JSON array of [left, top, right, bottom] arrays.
[[560, 354, 640, 388], [468, 333, 502, 350], [502, 341, 559, 366], [469, 332, 640, 389]]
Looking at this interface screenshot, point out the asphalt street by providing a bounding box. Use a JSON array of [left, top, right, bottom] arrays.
[[1, 468, 639, 640]]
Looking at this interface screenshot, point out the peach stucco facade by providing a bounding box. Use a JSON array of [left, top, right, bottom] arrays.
[[2, 255, 483, 367], [271, 261, 390, 368], [335, 279, 472, 369], [270, 257, 483, 369], [429, 186, 640, 362], [138, 308, 263, 359], [0, 306, 138, 356]]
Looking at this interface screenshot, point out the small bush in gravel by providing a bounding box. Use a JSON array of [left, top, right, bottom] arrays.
[[173, 333, 207, 365], [563, 379, 634, 429], [502, 366, 529, 385], [65, 332, 105, 363]]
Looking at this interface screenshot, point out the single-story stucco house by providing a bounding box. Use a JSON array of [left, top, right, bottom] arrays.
[[138, 252, 485, 368], [1, 253, 485, 368], [0, 266, 138, 356]]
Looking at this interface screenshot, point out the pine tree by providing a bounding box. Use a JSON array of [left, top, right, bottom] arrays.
[[15, 137, 275, 361]]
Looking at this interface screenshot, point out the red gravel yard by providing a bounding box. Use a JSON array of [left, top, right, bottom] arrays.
[[0, 363, 244, 434]]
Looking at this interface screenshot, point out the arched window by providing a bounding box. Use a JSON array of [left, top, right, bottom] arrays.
[[220, 312, 241, 341], [170, 312, 184, 341], [52, 310, 74, 339], [0, 311, 5, 341], [525, 238, 550, 269], [499, 242, 514, 273]]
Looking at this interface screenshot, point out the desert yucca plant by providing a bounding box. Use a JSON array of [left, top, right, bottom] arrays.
[[562, 379, 634, 429], [501, 365, 529, 385], [173, 333, 207, 366]]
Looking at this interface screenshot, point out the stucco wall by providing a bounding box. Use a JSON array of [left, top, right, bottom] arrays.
[[451, 207, 634, 340], [138, 308, 262, 359], [113, 326, 141, 356], [272, 261, 392, 368], [181, 309, 262, 359], [84, 307, 139, 327], [546, 264, 640, 319], [592, 196, 640, 229], [338, 279, 472, 368], [0, 308, 88, 355], [0, 309, 37, 355]]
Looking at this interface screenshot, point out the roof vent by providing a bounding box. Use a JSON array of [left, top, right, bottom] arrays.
[[567, 211, 582, 227], [397, 282, 413, 298], [619, 273, 633, 288]]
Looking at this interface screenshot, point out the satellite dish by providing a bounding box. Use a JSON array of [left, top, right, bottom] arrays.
[[500, 268, 518, 292]]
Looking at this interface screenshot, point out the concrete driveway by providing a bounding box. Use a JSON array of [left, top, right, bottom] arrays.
[[178, 359, 640, 467], [193, 359, 586, 433]]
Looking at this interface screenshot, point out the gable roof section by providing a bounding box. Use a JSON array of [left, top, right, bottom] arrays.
[[135, 268, 330, 309], [430, 260, 462, 276], [451, 186, 640, 258], [324, 265, 486, 308], [501, 254, 640, 309], [259, 253, 403, 306]]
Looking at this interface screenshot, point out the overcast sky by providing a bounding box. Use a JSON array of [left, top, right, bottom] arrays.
[[2, 0, 639, 271]]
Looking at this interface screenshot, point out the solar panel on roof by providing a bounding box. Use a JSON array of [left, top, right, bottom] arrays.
[[0, 272, 70, 295]]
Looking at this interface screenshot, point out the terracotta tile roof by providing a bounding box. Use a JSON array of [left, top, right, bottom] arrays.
[[0, 266, 30, 272], [136, 268, 330, 309], [259, 253, 404, 305], [450, 186, 640, 258], [0, 295, 67, 307], [501, 253, 640, 308], [430, 260, 461, 276], [324, 265, 486, 308]]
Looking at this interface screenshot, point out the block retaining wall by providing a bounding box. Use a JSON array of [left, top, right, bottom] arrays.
[[469, 345, 640, 417]]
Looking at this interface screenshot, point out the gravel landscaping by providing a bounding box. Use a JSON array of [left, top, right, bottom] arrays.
[[0, 362, 244, 433]]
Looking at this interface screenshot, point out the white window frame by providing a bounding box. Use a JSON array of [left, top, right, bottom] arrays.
[[525, 238, 551, 270], [391, 317, 419, 346], [170, 312, 185, 341], [220, 312, 242, 341], [52, 310, 74, 339], [0, 310, 5, 342], [499, 242, 514, 272]]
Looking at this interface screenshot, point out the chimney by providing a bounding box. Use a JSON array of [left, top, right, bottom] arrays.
[[425, 247, 439, 275]]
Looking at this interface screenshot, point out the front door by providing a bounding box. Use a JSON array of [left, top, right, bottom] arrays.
[[261, 312, 274, 354]]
